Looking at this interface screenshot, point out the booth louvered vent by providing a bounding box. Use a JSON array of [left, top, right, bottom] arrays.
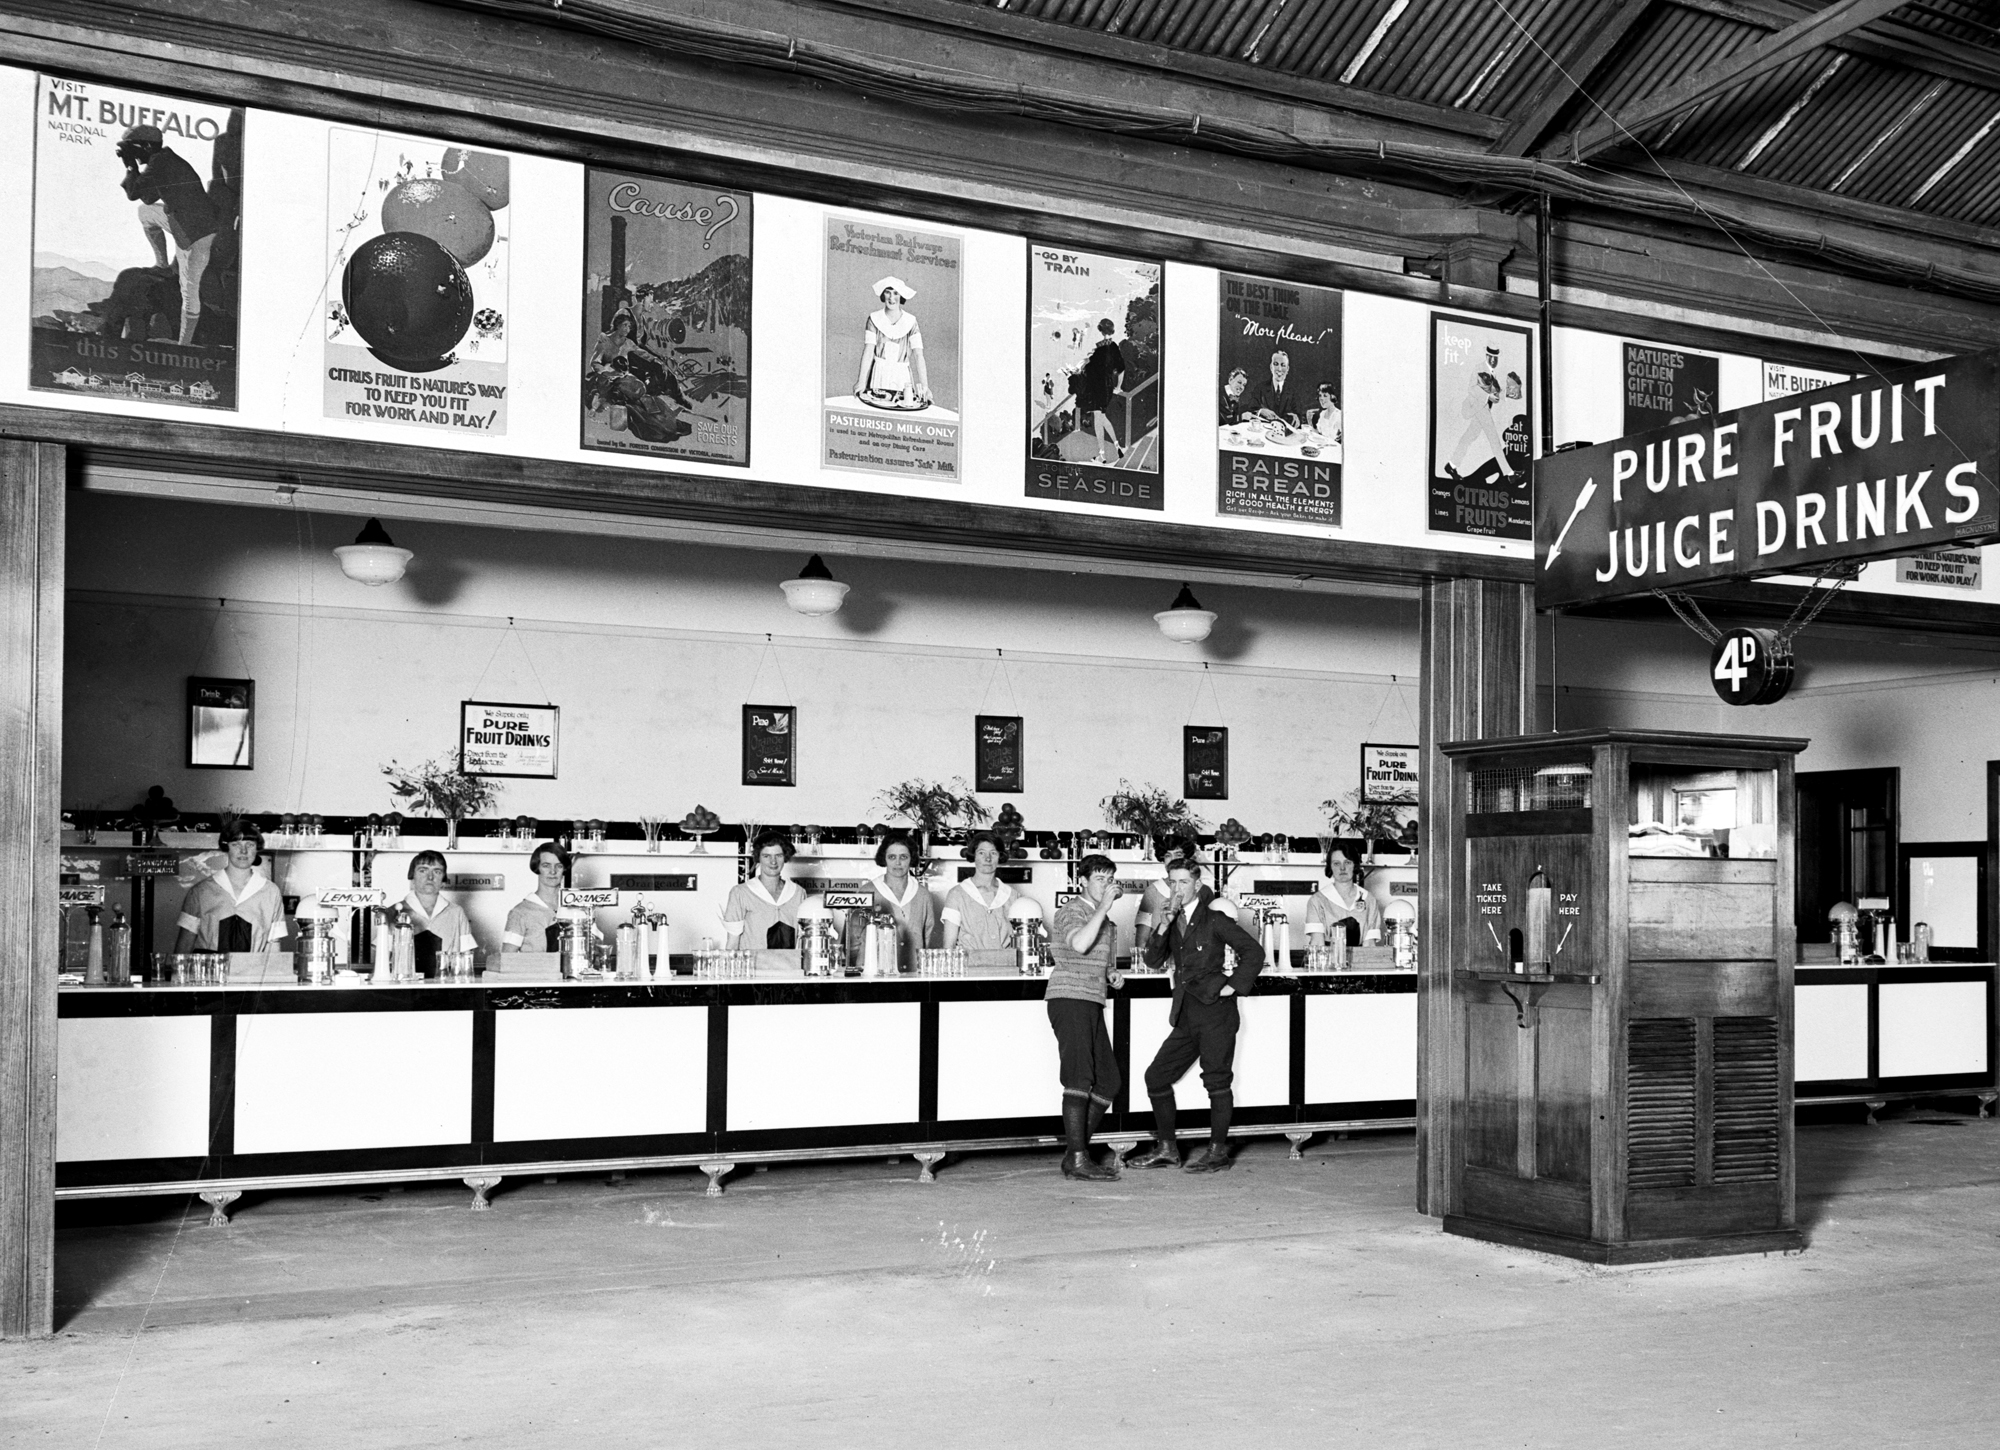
[[1712, 1016, 1781, 1183], [1626, 1018, 1697, 1188]]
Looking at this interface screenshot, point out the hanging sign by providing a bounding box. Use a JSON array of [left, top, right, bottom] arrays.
[[460, 700, 558, 779], [1710, 627, 1795, 706], [1360, 743, 1420, 806], [743, 704, 796, 787], [1184, 726, 1229, 800], [1537, 350, 2000, 608], [974, 715, 1024, 794], [1895, 548, 1983, 590], [1025, 244, 1164, 511]]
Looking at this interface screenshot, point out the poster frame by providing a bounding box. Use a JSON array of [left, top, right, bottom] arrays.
[[459, 699, 560, 780], [186, 676, 254, 771]]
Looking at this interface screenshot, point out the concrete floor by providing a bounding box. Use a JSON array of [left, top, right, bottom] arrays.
[[7, 1107, 2000, 1447]]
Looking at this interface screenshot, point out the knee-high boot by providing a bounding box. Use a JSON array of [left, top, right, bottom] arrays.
[[1062, 1096, 1116, 1180]]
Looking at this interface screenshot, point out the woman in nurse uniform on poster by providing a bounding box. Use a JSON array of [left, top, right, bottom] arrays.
[[853, 276, 932, 409]]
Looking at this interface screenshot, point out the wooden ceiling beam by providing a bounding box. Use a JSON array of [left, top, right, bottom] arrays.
[[1491, 0, 1657, 157], [1548, 0, 1911, 162], [1675, 0, 2000, 92]]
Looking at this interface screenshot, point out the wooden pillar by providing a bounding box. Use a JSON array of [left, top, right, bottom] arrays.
[[1, 442, 64, 1338], [1417, 577, 1535, 1218]]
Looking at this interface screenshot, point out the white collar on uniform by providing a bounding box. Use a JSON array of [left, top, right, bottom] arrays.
[[963, 878, 1012, 910], [404, 891, 452, 924], [216, 871, 271, 906], [876, 874, 922, 908], [870, 309, 918, 340], [748, 876, 800, 908], [1319, 879, 1363, 909]]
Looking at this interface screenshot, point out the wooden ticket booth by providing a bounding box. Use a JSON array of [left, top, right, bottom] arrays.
[[1437, 728, 1806, 1263]]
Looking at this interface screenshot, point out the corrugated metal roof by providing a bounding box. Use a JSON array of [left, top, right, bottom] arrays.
[[964, 0, 2000, 229]]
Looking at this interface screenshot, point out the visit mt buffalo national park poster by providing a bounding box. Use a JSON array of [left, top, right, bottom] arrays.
[[31, 74, 243, 410]]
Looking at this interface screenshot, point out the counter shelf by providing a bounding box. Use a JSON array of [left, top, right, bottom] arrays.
[[53, 969, 1420, 1222]]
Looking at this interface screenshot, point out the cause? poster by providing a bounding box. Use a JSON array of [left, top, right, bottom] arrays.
[[324, 128, 510, 434]]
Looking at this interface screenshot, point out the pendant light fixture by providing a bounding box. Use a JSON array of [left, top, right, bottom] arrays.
[[780, 554, 850, 617], [1154, 582, 1216, 643], [333, 518, 413, 586]]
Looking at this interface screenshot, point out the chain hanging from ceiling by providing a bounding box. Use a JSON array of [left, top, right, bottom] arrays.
[[1653, 560, 1865, 652]]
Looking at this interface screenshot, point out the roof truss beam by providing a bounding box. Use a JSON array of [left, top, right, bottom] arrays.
[[1492, 0, 1657, 156], [1549, 0, 1912, 163]]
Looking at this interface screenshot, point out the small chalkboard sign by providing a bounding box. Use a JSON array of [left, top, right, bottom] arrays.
[[743, 704, 796, 787], [975, 715, 1024, 794], [608, 874, 699, 892], [1184, 726, 1229, 800], [955, 865, 1034, 884]]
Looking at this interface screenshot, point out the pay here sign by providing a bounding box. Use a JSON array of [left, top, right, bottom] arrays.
[[1536, 351, 2000, 608]]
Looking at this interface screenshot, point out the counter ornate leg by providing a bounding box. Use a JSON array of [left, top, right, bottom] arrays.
[[1978, 1093, 1996, 1120], [463, 1176, 502, 1211], [1865, 1100, 1887, 1126], [1102, 1139, 1138, 1174], [1285, 1131, 1312, 1161], [699, 1162, 734, 1197], [197, 1190, 240, 1228], [913, 1150, 946, 1184]]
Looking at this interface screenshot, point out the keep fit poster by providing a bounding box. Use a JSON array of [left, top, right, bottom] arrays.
[[582, 170, 751, 464], [1427, 313, 1533, 539], [1217, 272, 1342, 526], [821, 216, 961, 478], [1026, 245, 1164, 512], [30, 74, 242, 409], [1624, 342, 1719, 434], [324, 128, 510, 434]]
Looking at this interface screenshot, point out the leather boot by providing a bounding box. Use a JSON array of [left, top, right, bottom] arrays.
[[1061, 1097, 1117, 1180], [1183, 1141, 1233, 1173], [1084, 1098, 1120, 1174], [1127, 1092, 1180, 1167]]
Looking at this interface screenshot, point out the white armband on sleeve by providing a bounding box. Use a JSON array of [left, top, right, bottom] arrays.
[[722, 921, 746, 938], [269, 919, 290, 941], [177, 912, 202, 933], [1133, 910, 1155, 930], [501, 930, 524, 947], [940, 906, 963, 925]]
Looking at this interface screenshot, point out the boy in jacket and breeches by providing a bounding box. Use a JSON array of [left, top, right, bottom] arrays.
[[1129, 859, 1267, 1173]]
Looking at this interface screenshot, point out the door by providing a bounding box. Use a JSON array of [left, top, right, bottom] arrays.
[[1795, 768, 1898, 943]]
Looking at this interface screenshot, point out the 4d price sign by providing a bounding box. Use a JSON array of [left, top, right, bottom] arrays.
[[1710, 626, 1795, 706]]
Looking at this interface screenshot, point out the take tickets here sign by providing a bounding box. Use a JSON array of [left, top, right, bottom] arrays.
[[1536, 352, 2000, 607]]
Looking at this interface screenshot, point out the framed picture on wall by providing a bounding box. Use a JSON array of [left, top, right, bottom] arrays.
[[1361, 743, 1419, 805], [1427, 312, 1533, 540], [1184, 726, 1228, 800], [460, 700, 559, 779], [743, 704, 796, 787], [975, 715, 1024, 794], [186, 677, 254, 770]]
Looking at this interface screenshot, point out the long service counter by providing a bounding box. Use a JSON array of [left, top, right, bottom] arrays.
[[55, 967, 1420, 1221]]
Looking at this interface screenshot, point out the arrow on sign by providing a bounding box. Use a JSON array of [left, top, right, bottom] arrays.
[[1545, 478, 1596, 569]]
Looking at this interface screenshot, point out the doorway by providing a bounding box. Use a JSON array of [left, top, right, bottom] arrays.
[[1795, 768, 1899, 943]]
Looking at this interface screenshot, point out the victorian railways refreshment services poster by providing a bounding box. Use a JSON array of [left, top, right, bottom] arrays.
[[1026, 245, 1164, 511], [31, 74, 243, 410], [583, 170, 751, 464], [325, 128, 510, 435], [1216, 272, 1342, 525], [821, 216, 961, 479]]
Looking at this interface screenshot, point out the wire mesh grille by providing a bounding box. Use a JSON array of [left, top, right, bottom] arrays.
[[1467, 763, 1592, 814]]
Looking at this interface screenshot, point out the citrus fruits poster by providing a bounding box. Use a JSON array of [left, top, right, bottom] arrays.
[[325, 127, 509, 433], [30, 74, 242, 410]]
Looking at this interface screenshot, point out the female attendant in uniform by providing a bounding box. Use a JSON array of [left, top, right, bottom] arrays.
[[403, 849, 478, 976], [503, 841, 573, 953], [1306, 846, 1382, 948], [852, 277, 932, 408], [1045, 853, 1124, 1180], [174, 819, 288, 952], [723, 830, 805, 951], [844, 832, 938, 971], [940, 831, 1016, 953]]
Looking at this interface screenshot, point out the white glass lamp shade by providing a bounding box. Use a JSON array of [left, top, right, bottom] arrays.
[[781, 554, 850, 617], [334, 519, 412, 586], [1154, 583, 1217, 643]]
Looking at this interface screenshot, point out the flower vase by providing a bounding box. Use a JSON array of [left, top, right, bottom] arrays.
[[446, 818, 460, 850]]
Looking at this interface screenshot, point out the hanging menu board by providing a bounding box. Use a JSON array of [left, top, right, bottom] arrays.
[[974, 714, 1024, 794], [1184, 726, 1228, 800], [742, 704, 796, 787]]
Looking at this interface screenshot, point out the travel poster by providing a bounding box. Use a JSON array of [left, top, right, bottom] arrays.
[[1763, 360, 1847, 400], [822, 216, 961, 478], [1217, 271, 1342, 525], [1624, 342, 1719, 433], [1026, 245, 1164, 511], [325, 127, 510, 434], [583, 169, 751, 464], [30, 74, 243, 409], [1427, 313, 1533, 539]]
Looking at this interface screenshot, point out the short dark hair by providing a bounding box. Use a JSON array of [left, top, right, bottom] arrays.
[[875, 832, 919, 868], [1324, 844, 1359, 878], [1153, 834, 1201, 864], [408, 849, 448, 879], [1077, 854, 1117, 880], [218, 818, 263, 863], [962, 830, 1004, 862], [1097, 318, 1115, 334], [749, 830, 796, 864], [529, 840, 570, 874], [1166, 858, 1204, 878]]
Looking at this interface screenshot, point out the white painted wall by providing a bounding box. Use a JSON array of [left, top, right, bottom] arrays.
[[65, 490, 1422, 833]]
